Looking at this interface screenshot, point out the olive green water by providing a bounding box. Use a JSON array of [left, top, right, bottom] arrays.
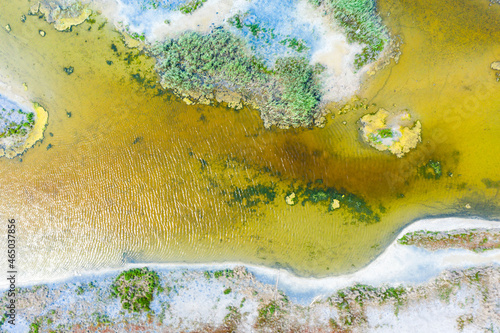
[[0, 0, 498, 280]]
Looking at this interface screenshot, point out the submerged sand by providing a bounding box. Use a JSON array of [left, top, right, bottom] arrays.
[[4, 217, 498, 290], [1, 216, 498, 332]]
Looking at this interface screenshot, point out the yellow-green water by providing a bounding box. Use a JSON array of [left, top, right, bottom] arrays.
[[0, 0, 498, 279]]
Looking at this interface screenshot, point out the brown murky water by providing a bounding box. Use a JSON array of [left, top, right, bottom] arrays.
[[0, 0, 498, 280]]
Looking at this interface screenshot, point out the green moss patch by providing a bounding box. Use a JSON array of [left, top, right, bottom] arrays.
[[378, 128, 393, 138], [110, 267, 161, 312], [256, 300, 283, 327], [280, 37, 309, 53]]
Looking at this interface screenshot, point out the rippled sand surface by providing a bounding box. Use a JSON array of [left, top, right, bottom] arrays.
[[0, 0, 498, 281]]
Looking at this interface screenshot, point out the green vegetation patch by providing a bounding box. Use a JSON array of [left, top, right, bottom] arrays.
[[380, 286, 406, 306], [223, 305, 242, 331], [203, 269, 235, 279], [29, 320, 41, 333], [0, 312, 9, 327], [266, 57, 324, 127], [92, 312, 112, 324], [228, 14, 279, 43], [110, 267, 161, 312], [456, 314, 474, 331], [310, 0, 387, 69], [246, 23, 263, 37], [129, 31, 146, 41], [329, 283, 407, 326], [419, 160, 442, 179], [228, 13, 245, 29], [152, 29, 323, 128], [213, 269, 234, 279], [75, 285, 85, 295], [178, 0, 207, 14], [368, 132, 382, 145], [152, 29, 265, 94], [280, 38, 309, 52], [378, 128, 393, 138], [0, 108, 35, 138]]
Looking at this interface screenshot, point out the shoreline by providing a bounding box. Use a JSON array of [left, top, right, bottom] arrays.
[[4, 217, 499, 302]]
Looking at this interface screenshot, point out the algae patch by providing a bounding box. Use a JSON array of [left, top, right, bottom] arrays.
[[294, 184, 380, 224], [359, 108, 421, 157], [228, 184, 277, 208], [419, 160, 442, 179]]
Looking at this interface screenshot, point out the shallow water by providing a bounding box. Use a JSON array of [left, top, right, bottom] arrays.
[[0, 0, 498, 281]]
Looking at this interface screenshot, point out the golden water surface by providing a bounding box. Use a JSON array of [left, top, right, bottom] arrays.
[[0, 0, 498, 280]]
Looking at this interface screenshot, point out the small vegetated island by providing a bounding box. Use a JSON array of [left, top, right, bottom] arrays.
[[360, 108, 421, 157], [0, 91, 47, 158]]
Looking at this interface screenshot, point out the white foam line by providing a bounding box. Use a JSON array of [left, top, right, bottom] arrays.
[[4, 217, 499, 301]]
